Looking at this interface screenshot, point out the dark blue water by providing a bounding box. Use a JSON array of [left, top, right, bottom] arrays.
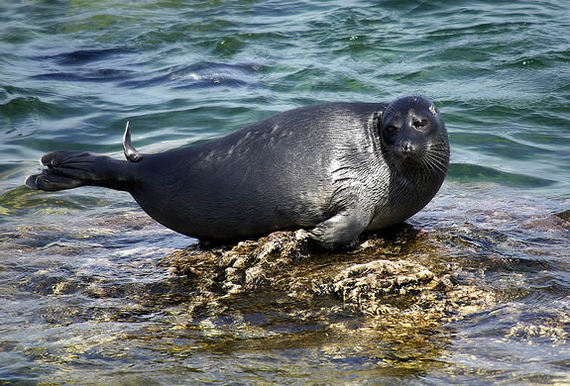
[[1, 1, 569, 383]]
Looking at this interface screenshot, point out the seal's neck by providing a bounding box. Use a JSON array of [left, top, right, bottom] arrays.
[[393, 165, 444, 195]]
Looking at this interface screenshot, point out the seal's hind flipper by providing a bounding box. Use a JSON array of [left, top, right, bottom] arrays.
[[25, 170, 83, 191], [123, 121, 142, 162], [25, 150, 136, 192]]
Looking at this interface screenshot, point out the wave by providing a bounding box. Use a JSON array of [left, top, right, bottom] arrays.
[[448, 163, 556, 188]]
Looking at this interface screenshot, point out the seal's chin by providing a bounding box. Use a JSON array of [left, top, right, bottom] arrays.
[[386, 147, 423, 170], [400, 155, 424, 169]]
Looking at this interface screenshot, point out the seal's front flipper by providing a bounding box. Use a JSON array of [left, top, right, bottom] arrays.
[[308, 209, 371, 250]]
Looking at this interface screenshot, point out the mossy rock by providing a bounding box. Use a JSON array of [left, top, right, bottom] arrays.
[[164, 225, 496, 325]]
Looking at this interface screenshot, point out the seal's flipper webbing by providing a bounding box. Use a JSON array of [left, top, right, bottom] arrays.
[[25, 171, 83, 191], [123, 121, 142, 162]]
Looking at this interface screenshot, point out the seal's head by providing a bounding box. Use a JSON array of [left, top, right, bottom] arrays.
[[380, 96, 449, 175]]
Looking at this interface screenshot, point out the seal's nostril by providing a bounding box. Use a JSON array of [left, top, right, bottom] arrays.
[[401, 142, 413, 153]]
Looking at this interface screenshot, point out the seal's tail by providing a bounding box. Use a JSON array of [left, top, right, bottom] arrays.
[[25, 122, 141, 192]]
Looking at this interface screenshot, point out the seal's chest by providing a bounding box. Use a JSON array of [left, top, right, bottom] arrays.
[[368, 173, 437, 230]]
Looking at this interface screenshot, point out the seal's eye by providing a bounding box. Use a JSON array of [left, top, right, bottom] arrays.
[[413, 119, 428, 130], [385, 125, 398, 134]]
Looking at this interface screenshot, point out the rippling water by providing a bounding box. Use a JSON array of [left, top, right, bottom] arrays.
[[1, 1, 569, 383]]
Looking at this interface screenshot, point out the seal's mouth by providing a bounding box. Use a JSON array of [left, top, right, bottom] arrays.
[[389, 141, 422, 164], [389, 141, 449, 176], [396, 141, 416, 159]]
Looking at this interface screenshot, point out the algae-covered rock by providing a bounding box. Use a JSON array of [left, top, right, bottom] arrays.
[[160, 225, 499, 373], [165, 225, 496, 327]]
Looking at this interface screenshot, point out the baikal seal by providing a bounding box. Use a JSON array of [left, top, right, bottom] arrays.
[[26, 96, 450, 249]]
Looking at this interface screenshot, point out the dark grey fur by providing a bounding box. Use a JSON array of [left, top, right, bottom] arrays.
[[26, 96, 449, 248]]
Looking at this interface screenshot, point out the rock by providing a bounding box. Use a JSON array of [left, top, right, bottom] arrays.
[[555, 210, 570, 223], [164, 225, 496, 328]]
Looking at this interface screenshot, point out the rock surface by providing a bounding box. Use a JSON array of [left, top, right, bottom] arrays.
[[165, 225, 496, 328]]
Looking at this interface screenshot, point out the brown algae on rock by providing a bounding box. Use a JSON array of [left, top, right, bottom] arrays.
[[164, 225, 496, 335]]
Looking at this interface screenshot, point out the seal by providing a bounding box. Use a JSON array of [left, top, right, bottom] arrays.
[[26, 96, 450, 248]]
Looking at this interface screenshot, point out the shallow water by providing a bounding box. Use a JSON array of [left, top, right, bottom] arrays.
[[1, 0, 569, 384]]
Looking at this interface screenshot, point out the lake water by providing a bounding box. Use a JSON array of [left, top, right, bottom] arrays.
[[1, 0, 569, 384]]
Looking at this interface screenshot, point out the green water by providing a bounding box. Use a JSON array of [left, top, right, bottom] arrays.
[[1, 0, 569, 384]]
